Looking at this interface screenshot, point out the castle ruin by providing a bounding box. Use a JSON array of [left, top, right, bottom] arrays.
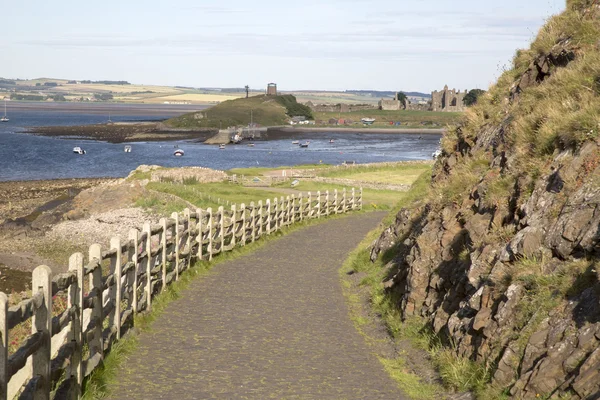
[[378, 92, 403, 111], [430, 85, 467, 112]]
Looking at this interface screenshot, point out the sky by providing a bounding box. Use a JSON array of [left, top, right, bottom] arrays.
[[1, 0, 566, 92]]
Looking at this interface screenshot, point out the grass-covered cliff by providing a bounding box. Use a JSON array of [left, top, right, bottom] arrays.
[[165, 94, 313, 129], [368, 1, 600, 398]]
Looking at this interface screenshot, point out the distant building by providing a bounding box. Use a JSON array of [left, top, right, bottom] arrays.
[[266, 83, 277, 96], [430, 85, 467, 112], [378, 92, 403, 111]]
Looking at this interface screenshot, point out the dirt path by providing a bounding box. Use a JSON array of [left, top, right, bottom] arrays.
[[108, 212, 407, 399]]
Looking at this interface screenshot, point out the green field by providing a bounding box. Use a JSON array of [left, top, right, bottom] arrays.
[[319, 163, 432, 185], [314, 109, 462, 128]]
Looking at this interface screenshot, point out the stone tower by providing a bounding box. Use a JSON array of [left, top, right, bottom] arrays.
[[431, 85, 468, 112], [266, 83, 277, 96]]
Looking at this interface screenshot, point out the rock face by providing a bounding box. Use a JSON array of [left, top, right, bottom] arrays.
[[370, 3, 600, 398]]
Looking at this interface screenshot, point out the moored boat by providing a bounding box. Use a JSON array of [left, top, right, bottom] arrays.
[[219, 144, 226, 150], [299, 142, 309, 148], [73, 146, 86, 155], [124, 145, 132, 153], [174, 149, 184, 156], [292, 140, 299, 145]]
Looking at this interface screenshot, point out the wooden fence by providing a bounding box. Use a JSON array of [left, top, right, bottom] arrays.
[[0, 188, 362, 399]]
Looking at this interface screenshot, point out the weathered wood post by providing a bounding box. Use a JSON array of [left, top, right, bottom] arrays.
[[273, 197, 279, 232], [68, 253, 84, 398], [89, 244, 104, 359], [184, 209, 192, 271], [159, 218, 167, 292], [291, 195, 296, 224], [286, 196, 292, 225], [206, 208, 213, 261], [31, 265, 52, 397], [142, 223, 152, 311], [280, 196, 285, 227], [334, 189, 339, 214], [0, 292, 8, 400], [240, 203, 246, 246], [218, 206, 225, 254], [325, 190, 330, 216], [351, 188, 356, 210], [230, 205, 236, 249], [342, 188, 347, 213], [171, 212, 180, 280], [257, 201, 263, 238], [360, 187, 363, 210], [250, 202, 256, 242], [109, 237, 122, 340], [316, 191, 321, 219], [265, 199, 271, 235], [196, 208, 203, 261], [128, 229, 138, 314]]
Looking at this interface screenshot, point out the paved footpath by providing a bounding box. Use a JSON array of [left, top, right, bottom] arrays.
[[108, 212, 406, 399]]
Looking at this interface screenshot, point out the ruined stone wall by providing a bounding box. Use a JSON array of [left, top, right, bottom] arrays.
[[431, 85, 467, 112], [378, 99, 402, 110]]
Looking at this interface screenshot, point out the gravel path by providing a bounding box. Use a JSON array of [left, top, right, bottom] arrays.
[[108, 212, 406, 399]]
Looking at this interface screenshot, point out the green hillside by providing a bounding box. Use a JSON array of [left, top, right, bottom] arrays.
[[165, 94, 312, 129]]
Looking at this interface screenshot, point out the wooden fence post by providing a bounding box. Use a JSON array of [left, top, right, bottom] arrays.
[[68, 253, 83, 398], [109, 237, 122, 340], [230, 205, 236, 248], [265, 200, 271, 235], [128, 229, 138, 315], [184, 209, 192, 271], [88, 244, 104, 359], [351, 188, 356, 210], [31, 265, 52, 398], [334, 189, 339, 214], [171, 212, 180, 280], [342, 188, 347, 213], [240, 204, 246, 246], [206, 208, 213, 261], [298, 194, 303, 222], [286, 196, 292, 225], [159, 218, 167, 292], [0, 292, 8, 400], [257, 201, 263, 238], [196, 209, 203, 261], [218, 206, 224, 254], [142, 223, 152, 311], [280, 196, 285, 228], [250, 202, 256, 242], [316, 191, 321, 219], [360, 187, 363, 210], [273, 198, 278, 232], [325, 190, 330, 216]]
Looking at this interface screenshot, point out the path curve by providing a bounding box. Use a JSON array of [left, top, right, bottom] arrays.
[[108, 212, 406, 399]]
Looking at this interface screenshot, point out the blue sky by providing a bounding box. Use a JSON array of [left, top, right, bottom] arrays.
[[1, 0, 565, 92]]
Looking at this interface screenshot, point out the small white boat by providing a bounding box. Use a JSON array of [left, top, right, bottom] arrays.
[[219, 144, 226, 150], [292, 140, 299, 145], [174, 149, 184, 156], [329, 139, 335, 143], [247, 143, 255, 147], [124, 145, 132, 153], [73, 146, 86, 155], [361, 117, 376, 125], [299, 142, 309, 148]]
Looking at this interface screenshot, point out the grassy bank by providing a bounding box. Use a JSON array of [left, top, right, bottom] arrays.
[[314, 109, 461, 128], [339, 170, 495, 398]]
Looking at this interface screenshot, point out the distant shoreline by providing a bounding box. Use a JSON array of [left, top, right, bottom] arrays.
[[267, 126, 445, 135]]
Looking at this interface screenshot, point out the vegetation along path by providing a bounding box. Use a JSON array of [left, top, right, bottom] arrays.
[[108, 212, 406, 399]]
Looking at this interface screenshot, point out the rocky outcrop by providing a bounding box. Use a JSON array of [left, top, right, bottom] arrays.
[[370, 3, 600, 397]]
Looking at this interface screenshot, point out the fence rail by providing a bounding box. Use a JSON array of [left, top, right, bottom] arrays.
[[0, 188, 362, 399]]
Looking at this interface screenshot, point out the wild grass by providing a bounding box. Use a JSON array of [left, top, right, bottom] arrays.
[[317, 163, 432, 185], [313, 109, 462, 128], [228, 164, 330, 176], [142, 182, 283, 210]]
